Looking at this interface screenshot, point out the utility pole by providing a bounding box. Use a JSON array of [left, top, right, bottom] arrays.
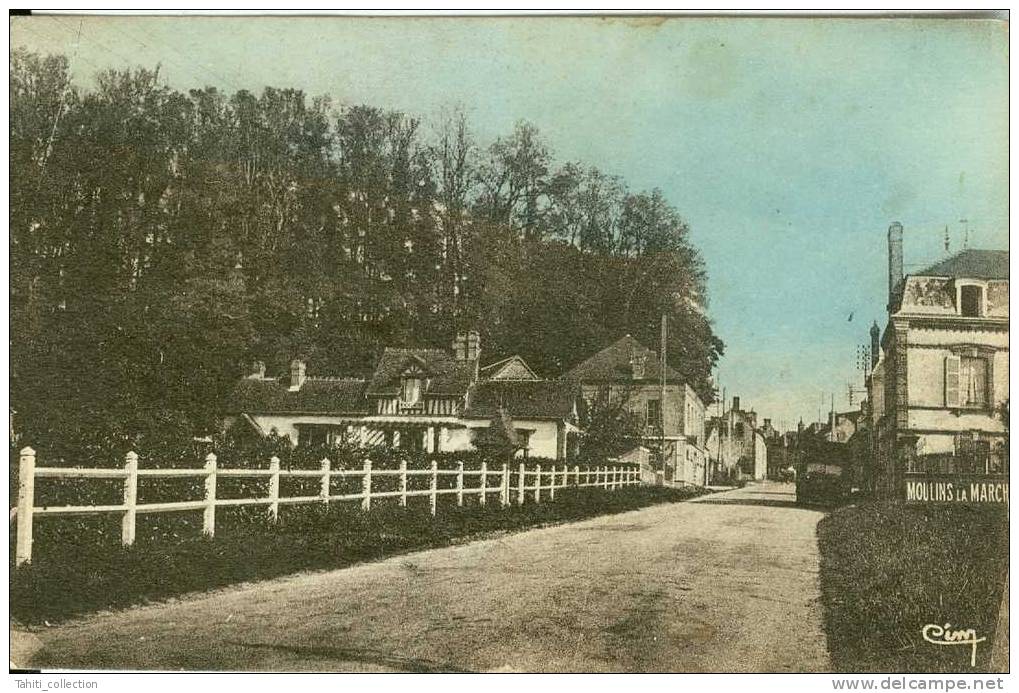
[[716, 386, 726, 486], [829, 393, 836, 442], [660, 313, 667, 478]]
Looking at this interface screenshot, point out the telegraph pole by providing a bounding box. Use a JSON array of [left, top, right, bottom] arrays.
[[660, 313, 667, 477], [829, 393, 836, 442]]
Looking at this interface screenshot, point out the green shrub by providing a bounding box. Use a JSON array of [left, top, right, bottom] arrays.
[[817, 501, 1008, 673]]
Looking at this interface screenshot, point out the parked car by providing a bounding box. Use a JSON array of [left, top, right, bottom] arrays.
[[795, 461, 850, 505], [795, 440, 852, 505]]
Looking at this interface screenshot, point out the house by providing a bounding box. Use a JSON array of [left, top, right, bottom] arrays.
[[868, 223, 1008, 503], [564, 334, 708, 485], [705, 397, 768, 482], [225, 332, 581, 460]]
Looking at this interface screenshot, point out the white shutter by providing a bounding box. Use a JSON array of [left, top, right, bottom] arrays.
[[944, 355, 961, 408]]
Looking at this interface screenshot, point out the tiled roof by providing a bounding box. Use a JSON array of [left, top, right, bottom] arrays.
[[226, 377, 369, 415], [563, 335, 686, 384], [914, 249, 1009, 280], [366, 348, 474, 396], [464, 380, 579, 420]]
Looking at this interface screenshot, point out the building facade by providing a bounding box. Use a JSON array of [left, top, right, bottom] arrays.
[[868, 223, 1009, 503], [225, 332, 581, 460], [705, 397, 768, 482], [564, 335, 709, 486]]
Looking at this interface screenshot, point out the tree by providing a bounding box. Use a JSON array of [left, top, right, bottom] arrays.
[[475, 121, 550, 241], [9, 49, 725, 451], [576, 385, 645, 463]]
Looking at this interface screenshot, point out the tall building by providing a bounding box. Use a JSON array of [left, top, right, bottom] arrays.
[[868, 223, 1008, 503]]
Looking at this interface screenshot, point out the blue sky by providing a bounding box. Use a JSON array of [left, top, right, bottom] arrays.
[[12, 15, 1009, 429]]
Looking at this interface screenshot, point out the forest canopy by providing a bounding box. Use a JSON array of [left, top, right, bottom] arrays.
[[10, 48, 724, 448]]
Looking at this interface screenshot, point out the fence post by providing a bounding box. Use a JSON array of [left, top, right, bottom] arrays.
[[321, 457, 332, 505], [268, 455, 280, 522], [574, 464, 580, 488], [517, 462, 525, 506], [122, 451, 138, 547], [534, 463, 542, 504], [399, 458, 408, 507], [16, 446, 36, 566], [429, 460, 438, 516], [203, 452, 217, 537], [549, 464, 556, 501], [479, 461, 488, 507], [602, 465, 608, 489], [501, 463, 510, 507], [456, 461, 464, 507], [361, 459, 371, 512]]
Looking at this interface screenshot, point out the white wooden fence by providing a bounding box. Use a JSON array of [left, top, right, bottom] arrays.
[[14, 447, 640, 566]]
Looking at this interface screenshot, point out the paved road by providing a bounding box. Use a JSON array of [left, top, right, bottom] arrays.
[[19, 482, 830, 672]]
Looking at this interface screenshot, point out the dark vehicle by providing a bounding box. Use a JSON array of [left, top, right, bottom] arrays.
[[795, 441, 852, 506]]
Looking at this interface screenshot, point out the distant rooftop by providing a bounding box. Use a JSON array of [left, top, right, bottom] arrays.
[[913, 249, 1009, 281], [563, 334, 686, 385]]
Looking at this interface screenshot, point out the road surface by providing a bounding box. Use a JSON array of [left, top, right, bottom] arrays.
[[18, 482, 830, 672]]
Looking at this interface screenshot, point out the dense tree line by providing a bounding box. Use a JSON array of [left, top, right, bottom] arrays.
[[10, 49, 724, 449]]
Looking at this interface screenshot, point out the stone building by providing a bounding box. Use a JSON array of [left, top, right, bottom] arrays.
[[564, 335, 708, 485], [706, 397, 768, 481], [867, 223, 1008, 502]]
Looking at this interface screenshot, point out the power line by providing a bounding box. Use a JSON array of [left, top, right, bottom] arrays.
[[107, 20, 246, 92], [47, 16, 243, 94]]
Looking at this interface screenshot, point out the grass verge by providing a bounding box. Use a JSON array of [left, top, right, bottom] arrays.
[[11, 485, 707, 625], [817, 501, 1008, 673]]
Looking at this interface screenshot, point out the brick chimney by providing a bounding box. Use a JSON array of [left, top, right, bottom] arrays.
[[732, 396, 740, 412], [289, 358, 306, 391], [452, 331, 481, 381], [887, 222, 903, 307]]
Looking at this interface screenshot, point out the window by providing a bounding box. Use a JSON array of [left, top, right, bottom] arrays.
[[630, 354, 647, 380], [515, 429, 533, 457], [960, 357, 988, 407], [945, 354, 990, 409], [646, 399, 661, 432], [401, 377, 422, 406], [734, 422, 745, 437], [298, 425, 330, 448], [959, 285, 983, 317]]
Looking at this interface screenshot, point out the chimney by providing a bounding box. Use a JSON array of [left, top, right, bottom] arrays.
[[289, 358, 306, 391], [466, 331, 481, 363], [764, 418, 771, 428], [248, 360, 266, 379], [732, 396, 740, 412], [452, 333, 467, 361], [453, 331, 481, 381], [887, 222, 903, 306], [869, 321, 881, 367]]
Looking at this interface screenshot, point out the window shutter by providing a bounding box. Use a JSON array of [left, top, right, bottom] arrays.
[[944, 355, 961, 407]]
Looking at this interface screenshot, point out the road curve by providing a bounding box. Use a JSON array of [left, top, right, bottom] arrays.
[[21, 482, 830, 672]]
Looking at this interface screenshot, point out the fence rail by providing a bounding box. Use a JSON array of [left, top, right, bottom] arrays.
[[13, 447, 640, 565]]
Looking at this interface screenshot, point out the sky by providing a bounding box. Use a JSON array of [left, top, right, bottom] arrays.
[[11, 14, 1009, 430]]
